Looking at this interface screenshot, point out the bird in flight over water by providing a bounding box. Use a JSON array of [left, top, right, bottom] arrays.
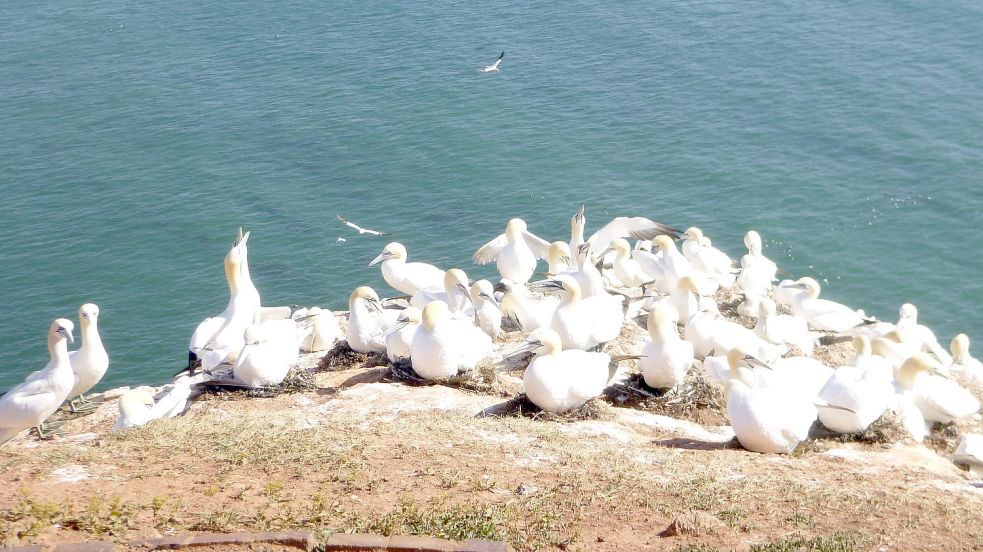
[[336, 215, 389, 236], [481, 51, 504, 73]]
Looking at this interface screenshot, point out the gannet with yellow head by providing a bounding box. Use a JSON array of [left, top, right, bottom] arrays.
[[0, 319, 75, 445], [370, 242, 446, 296], [473, 218, 551, 284]]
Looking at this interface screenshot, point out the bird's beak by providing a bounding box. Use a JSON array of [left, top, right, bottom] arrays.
[[368, 299, 384, 314], [384, 318, 410, 336], [560, 255, 571, 265], [479, 292, 501, 310], [575, 205, 585, 223], [58, 327, 74, 344], [456, 283, 472, 301], [369, 251, 392, 266], [743, 354, 772, 370], [600, 247, 615, 258], [530, 280, 564, 292]]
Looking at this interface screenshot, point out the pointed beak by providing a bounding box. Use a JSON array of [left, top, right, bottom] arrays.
[[369, 251, 393, 266], [743, 354, 772, 370], [384, 318, 410, 336], [530, 280, 564, 292], [58, 327, 74, 344], [599, 247, 615, 258], [479, 292, 501, 310], [368, 299, 384, 314], [575, 205, 585, 223], [456, 283, 472, 301]]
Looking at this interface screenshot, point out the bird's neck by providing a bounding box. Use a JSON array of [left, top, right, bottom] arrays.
[[80, 320, 103, 352]]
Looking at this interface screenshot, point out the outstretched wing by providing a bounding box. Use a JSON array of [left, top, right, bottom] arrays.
[[473, 233, 508, 264], [522, 231, 551, 259], [588, 217, 681, 251]]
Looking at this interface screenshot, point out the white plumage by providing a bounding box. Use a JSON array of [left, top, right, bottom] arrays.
[[370, 242, 446, 296], [473, 219, 550, 284], [516, 328, 616, 413], [410, 301, 491, 380]]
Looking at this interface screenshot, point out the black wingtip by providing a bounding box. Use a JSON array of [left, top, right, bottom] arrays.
[[499, 51, 505, 59]]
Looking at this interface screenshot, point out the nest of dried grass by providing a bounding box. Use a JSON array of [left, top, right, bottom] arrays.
[[480, 394, 613, 422], [317, 341, 380, 371], [606, 372, 729, 426], [807, 411, 912, 448], [382, 358, 520, 398], [925, 422, 962, 455], [195, 368, 318, 401]]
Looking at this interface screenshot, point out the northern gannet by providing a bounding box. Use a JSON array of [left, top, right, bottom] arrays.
[[67, 303, 109, 412], [188, 229, 261, 371], [500, 282, 559, 333], [0, 319, 75, 445], [602, 238, 648, 288], [950, 334, 983, 383], [385, 307, 422, 364], [568, 205, 681, 259], [347, 286, 400, 353], [370, 242, 446, 296], [790, 277, 872, 333], [895, 353, 980, 425], [336, 214, 389, 236], [233, 321, 301, 388], [511, 328, 619, 413], [411, 268, 473, 313], [546, 241, 572, 275], [639, 305, 694, 389], [535, 275, 623, 350], [410, 300, 492, 380], [470, 280, 502, 339], [737, 230, 777, 299], [754, 298, 815, 355], [112, 379, 192, 430], [896, 303, 952, 366], [473, 219, 550, 284], [685, 304, 780, 362], [817, 339, 894, 433], [480, 51, 504, 73], [681, 228, 736, 289], [636, 235, 691, 293], [725, 348, 817, 454], [293, 307, 342, 353]]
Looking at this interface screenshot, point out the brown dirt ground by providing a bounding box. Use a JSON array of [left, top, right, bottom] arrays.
[[3, 306, 983, 552]]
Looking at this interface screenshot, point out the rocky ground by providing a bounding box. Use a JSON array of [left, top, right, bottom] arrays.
[[3, 304, 983, 552]]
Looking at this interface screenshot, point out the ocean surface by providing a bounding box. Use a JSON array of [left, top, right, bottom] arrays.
[[2, 0, 982, 391]]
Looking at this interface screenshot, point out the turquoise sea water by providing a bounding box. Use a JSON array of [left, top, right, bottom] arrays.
[[2, 1, 982, 391]]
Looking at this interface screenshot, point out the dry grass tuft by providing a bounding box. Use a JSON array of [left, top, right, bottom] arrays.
[[195, 368, 318, 401], [607, 372, 728, 426]]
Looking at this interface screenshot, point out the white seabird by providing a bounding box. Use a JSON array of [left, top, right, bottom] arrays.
[[233, 321, 301, 388], [112, 378, 192, 431], [950, 334, 983, 383], [347, 286, 400, 353], [411, 268, 473, 313], [737, 230, 777, 300], [790, 277, 872, 333], [293, 307, 342, 353], [410, 300, 492, 380], [602, 238, 648, 288], [473, 219, 550, 284], [385, 306, 422, 364], [480, 51, 504, 73], [817, 339, 894, 434], [546, 241, 573, 275], [636, 235, 691, 293], [67, 303, 109, 411], [639, 305, 694, 389], [188, 229, 261, 371], [0, 319, 75, 445], [753, 298, 815, 356], [336, 214, 389, 236], [534, 275, 623, 351], [370, 242, 447, 296], [895, 353, 980, 425], [725, 348, 817, 454], [470, 280, 502, 339], [952, 434, 983, 478], [568, 205, 681, 259], [510, 328, 619, 413]]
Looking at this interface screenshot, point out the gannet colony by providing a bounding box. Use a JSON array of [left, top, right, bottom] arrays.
[[2, 208, 982, 474]]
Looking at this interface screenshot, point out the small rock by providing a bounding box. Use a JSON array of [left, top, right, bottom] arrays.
[[662, 511, 726, 537], [515, 483, 538, 496]]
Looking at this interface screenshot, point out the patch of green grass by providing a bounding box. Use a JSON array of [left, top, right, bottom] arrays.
[[673, 544, 720, 552], [750, 532, 859, 552]]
